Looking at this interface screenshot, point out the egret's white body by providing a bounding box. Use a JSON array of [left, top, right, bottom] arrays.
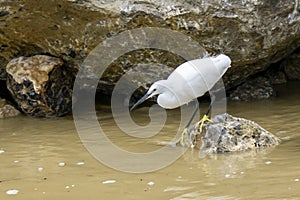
[[130, 54, 231, 110]]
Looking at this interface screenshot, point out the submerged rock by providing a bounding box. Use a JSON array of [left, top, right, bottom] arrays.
[[229, 77, 275, 101], [6, 55, 74, 117], [188, 113, 280, 154], [0, 98, 20, 118]]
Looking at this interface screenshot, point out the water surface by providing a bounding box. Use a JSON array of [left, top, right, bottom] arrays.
[[0, 82, 300, 199]]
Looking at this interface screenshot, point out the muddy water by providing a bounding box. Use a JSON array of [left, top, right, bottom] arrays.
[[1, 81, 300, 200]]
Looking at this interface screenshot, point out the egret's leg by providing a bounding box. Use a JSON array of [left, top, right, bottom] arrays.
[[175, 100, 199, 146], [198, 95, 215, 133]]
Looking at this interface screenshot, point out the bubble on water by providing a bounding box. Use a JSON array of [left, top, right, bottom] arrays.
[[76, 162, 85, 166], [295, 178, 299, 182], [6, 189, 19, 195], [0, 149, 5, 154], [14, 160, 19, 163], [102, 179, 116, 184], [176, 176, 187, 182], [265, 161, 272, 165], [65, 185, 70, 189], [58, 162, 66, 167], [147, 181, 155, 186], [38, 167, 43, 172], [225, 174, 230, 178]]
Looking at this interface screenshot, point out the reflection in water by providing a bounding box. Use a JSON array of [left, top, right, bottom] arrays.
[[196, 148, 276, 179], [0, 81, 300, 199]]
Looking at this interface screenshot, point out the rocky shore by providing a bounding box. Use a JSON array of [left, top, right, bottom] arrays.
[[0, 0, 299, 117]]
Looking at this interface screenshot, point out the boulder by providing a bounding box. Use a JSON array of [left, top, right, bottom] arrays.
[[6, 55, 74, 117], [187, 113, 280, 153], [0, 98, 20, 118], [0, 0, 299, 94]]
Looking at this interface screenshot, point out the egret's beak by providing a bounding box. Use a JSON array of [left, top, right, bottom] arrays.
[[130, 92, 151, 111]]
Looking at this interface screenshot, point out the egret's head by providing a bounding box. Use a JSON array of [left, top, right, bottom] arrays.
[[147, 81, 166, 97], [130, 80, 166, 111], [213, 54, 231, 68]]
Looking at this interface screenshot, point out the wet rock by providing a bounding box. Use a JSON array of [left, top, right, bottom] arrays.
[[229, 77, 275, 101], [189, 113, 280, 154], [0, 98, 20, 118], [6, 55, 74, 117], [282, 49, 300, 80], [0, 0, 299, 94]]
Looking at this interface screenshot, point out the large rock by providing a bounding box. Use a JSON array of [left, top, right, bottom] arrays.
[[187, 113, 280, 153], [0, 0, 299, 94], [6, 55, 74, 117]]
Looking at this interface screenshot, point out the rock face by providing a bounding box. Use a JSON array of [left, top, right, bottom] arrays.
[[188, 113, 280, 153], [282, 49, 300, 80], [6, 55, 74, 117], [0, 98, 20, 118], [0, 0, 299, 94]]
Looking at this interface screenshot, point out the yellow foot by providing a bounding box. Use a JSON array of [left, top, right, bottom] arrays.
[[198, 114, 212, 133]]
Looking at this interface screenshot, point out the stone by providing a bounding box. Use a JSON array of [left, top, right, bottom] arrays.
[[229, 76, 275, 101], [188, 113, 280, 154], [6, 55, 74, 117], [0, 98, 20, 118], [282, 49, 300, 80], [0, 0, 299, 95]]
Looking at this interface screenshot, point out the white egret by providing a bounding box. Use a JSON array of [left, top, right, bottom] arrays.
[[130, 54, 231, 144]]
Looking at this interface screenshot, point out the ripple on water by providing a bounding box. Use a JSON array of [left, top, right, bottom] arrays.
[[164, 186, 194, 192]]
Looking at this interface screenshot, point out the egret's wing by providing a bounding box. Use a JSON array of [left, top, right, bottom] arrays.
[[167, 56, 230, 100]]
